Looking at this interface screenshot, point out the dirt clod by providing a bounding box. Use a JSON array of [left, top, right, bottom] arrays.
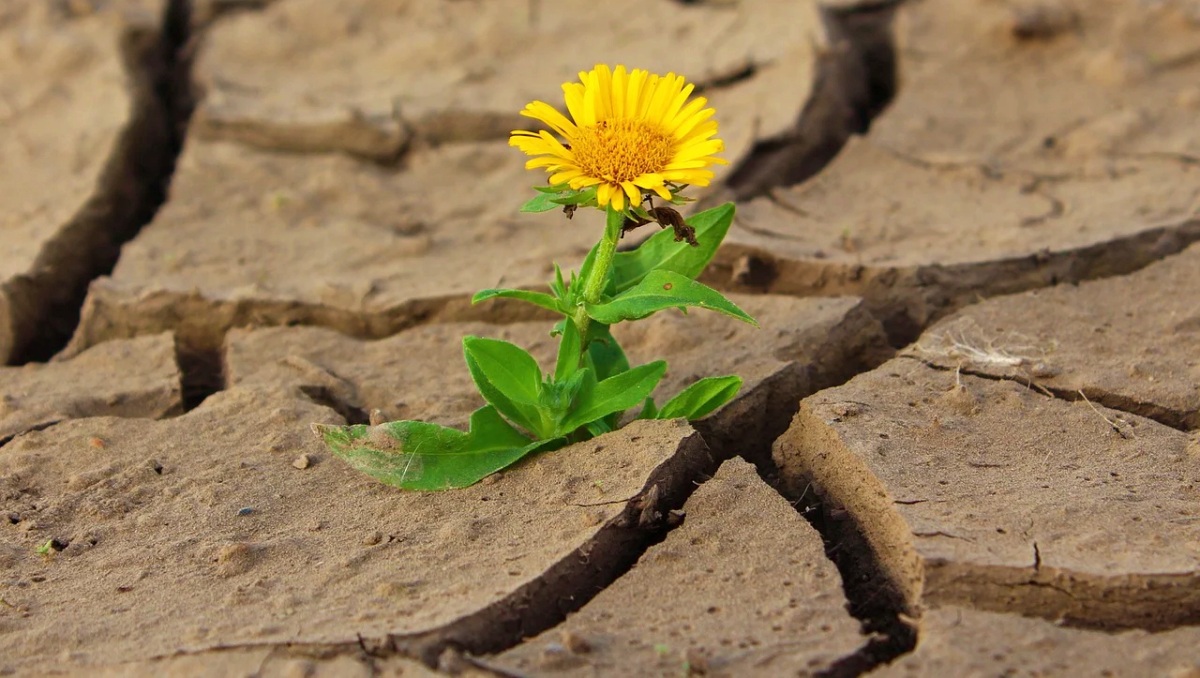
[[215, 542, 256, 577]]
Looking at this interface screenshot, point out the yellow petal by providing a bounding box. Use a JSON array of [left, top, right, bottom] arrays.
[[673, 139, 724, 162], [610, 184, 625, 211], [570, 176, 603, 189], [632, 173, 665, 188], [563, 82, 587, 125], [593, 64, 613, 120], [522, 101, 577, 138], [597, 182, 615, 207], [661, 84, 696, 129], [663, 159, 710, 170], [673, 107, 716, 141], [621, 181, 641, 206], [662, 168, 716, 185], [550, 170, 583, 185], [667, 98, 709, 135], [626, 68, 648, 120], [612, 65, 627, 118], [644, 73, 678, 124], [525, 156, 564, 170]]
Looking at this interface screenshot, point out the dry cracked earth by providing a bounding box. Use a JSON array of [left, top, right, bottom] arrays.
[[2, 0, 1200, 676]]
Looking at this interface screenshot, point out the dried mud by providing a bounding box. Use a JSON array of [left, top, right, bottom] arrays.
[[3, 0, 1200, 675]]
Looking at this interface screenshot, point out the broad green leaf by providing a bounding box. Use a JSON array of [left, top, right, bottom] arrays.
[[313, 406, 562, 490], [585, 270, 758, 326], [610, 202, 734, 293], [463, 337, 547, 436], [472, 288, 563, 314], [555, 319, 583, 381], [533, 184, 570, 193], [520, 192, 566, 213], [558, 360, 666, 434], [657, 375, 743, 421], [586, 323, 629, 381]]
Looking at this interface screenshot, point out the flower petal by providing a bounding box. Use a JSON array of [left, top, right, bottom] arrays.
[[621, 181, 641, 206], [521, 101, 577, 138]]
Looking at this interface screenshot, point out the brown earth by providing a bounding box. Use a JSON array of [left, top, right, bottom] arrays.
[[3, 0, 1200, 675]]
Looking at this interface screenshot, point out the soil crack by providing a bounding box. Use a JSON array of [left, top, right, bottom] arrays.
[[721, 0, 901, 201], [904, 355, 1196, 433], [8, 0, 195, 364]]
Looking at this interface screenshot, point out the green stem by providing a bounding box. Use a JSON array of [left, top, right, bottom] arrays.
[[571, 205, 624, 349]]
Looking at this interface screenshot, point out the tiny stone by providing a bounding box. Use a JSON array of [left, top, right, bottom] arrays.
[[560, 630, 591, 654], [684, 648, 710, 674], [481, 472, 502, 485], [236, 507, 254, 517], [292, 454, 311, 469], [88, 437, 106, 449], [362, 530, 383, 546]]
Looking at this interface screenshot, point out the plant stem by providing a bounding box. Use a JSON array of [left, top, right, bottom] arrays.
[[571, 205, 624, 348]]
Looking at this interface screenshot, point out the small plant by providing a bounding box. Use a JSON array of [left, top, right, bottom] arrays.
[[35, 539, 55, 561], [313, 64, 756, 490]]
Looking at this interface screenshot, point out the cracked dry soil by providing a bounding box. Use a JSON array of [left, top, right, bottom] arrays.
[[2, 0, 1200, 676]]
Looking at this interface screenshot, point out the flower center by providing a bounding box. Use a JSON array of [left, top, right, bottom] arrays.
[[572, 119, 676, 183]]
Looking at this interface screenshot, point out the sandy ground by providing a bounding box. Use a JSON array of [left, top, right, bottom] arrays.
[[2, 0, 1199, 675]]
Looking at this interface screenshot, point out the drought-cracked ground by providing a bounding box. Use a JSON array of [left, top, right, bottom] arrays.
[[2, 0, 1200, 675]]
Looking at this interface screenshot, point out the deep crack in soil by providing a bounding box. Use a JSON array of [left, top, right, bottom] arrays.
[[762, 448, 918, 678], [9, 0, 195, 364], [721, 0, 901, 202]]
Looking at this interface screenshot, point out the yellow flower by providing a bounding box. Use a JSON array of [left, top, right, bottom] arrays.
[[510, 64, 727, 211]]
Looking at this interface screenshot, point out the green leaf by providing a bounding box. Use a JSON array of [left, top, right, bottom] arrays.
[[657, 376, 743, 421], [551, 264, 567, 299], [520, 192, 566, 213], [585, 419, 612, 437], [586, 323, 630, 381], [636, 397, 658, 420], [557, 360, 667, 434], [551, 186, 598, 206], [463, 336, 547, 436], [314, 406, 563, 490], [472, 288, 563, 314], [585, 270, 758, 326], [533, 184, 570, 193], [555, 320, 582, 381], [610, 202, 734, 293], [572, 241, 601, 306]]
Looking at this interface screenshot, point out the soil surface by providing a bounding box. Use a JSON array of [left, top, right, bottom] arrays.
[[3, 0, 1200, 675]]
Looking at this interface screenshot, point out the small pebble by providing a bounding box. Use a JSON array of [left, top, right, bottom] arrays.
[[362, 530, 383, 546], [561, 630, 591, 654], [292, 454, 311, 470], [88, 437, 106, 449], [236, 507, 254, 517]]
